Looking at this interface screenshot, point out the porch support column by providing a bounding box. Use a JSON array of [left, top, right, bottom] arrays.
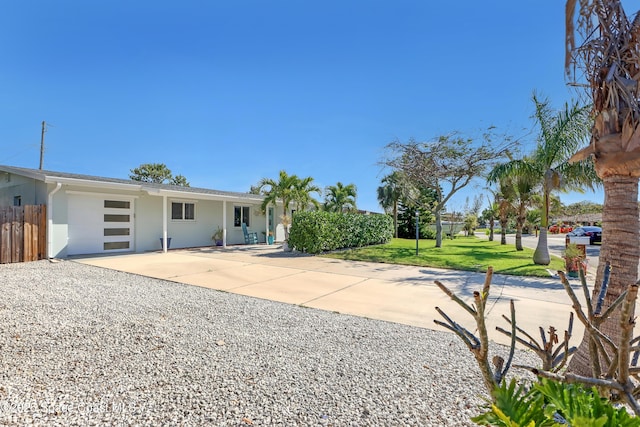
[[265, 204, 269, 243], [222, 200, 227, 247], [162, 195, 168, 253]]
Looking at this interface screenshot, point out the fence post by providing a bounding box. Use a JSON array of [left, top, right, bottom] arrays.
[[0, 208, 9, 263], [11, 206, 23, 263]]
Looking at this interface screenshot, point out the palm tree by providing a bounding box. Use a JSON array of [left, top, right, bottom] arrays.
[[510, 172, 537, 251], [293, 176, 321, 212], [487, 94, 596, 264], [377, 172, 405, 237], [323, 182, 357, 213], [495, 180, 515, 246], [489, 159, 538, 251], [258, 170, 319, 240], [565, 0, 640, 376]]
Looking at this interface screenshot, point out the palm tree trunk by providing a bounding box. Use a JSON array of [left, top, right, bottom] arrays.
[[533, 188, 551, 265], [500, 220, 507, 245], [515, 226, 523, 251], [515, 212, 526, 251], [533, 229, 551, 265], [489, 218, 494, 241], [568, 176, 640, 375]]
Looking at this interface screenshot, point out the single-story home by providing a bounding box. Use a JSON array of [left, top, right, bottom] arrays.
[[0, 165, 287, 258]]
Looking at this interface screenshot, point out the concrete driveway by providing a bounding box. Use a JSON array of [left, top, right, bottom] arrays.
[[74, 245, 585, 346]]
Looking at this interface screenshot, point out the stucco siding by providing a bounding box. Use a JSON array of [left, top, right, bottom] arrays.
[[165, 198, 221, 250], [0, 174, 41, 206], [225, 202, 267, 244]]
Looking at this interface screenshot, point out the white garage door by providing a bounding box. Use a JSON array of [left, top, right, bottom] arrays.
[[67, 195, 134, 255]]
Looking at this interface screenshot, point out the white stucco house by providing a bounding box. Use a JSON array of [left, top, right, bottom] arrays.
[[0, 165, 286, 258]]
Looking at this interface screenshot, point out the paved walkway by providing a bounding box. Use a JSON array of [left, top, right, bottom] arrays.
[[74, 245, 586, 346]]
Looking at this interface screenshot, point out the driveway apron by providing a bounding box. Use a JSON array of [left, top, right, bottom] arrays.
[[74, 245, 585, 346]]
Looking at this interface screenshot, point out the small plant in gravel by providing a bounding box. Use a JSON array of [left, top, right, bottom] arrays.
[[434, 262, 640, 424]]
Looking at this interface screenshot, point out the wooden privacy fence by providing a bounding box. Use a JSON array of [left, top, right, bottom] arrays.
[[0, 205, 47, 264]]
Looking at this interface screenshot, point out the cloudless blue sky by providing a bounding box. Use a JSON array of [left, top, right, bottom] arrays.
[[3, 0, 628, 213]]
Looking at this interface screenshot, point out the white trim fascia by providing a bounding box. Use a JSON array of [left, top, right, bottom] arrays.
[[45, 176, 143, 191], [145, 188, 262, 204], [65, 190, 139, 199]]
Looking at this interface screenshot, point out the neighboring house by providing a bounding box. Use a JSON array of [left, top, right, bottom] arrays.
[[0, 165, 287, 258]]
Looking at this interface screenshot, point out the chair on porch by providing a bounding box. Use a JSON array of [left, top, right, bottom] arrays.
[[242, 223, 259, 244]]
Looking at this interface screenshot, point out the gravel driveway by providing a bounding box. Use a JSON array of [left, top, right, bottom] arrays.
[[0, 260, 537, 426]]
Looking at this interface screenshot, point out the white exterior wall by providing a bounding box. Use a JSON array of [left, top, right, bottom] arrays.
[[0, 171, 277, 257], [0, 173, 47, 206], [225, 202, 267, 244], [45, 184, 270, 256]]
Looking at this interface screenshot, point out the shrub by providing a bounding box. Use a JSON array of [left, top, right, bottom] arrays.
[[473, 378, 640, 426], [287, 211, 393, 254]]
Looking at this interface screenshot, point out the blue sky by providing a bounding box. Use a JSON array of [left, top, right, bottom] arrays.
[[1, 0, 619, 213]]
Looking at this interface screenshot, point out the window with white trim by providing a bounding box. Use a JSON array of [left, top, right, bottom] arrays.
[[171, 202, 195, 221], [234, 206, 250, 227]]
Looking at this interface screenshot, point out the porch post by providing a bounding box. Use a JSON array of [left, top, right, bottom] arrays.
[[265, 204, 269, 243], [162, 195, 168, 253], [222, 200, 227, 247]]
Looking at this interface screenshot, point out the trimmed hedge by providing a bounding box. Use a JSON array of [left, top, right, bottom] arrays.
[[287, 211, 393, 254]]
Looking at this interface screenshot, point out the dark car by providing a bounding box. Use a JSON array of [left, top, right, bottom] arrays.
[[567, 226, 602, 245]]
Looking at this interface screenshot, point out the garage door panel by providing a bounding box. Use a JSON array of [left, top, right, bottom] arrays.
[[68, 195, 134, 255]]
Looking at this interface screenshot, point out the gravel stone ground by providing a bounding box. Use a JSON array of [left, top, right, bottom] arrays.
[[0, 260, 538, 426]]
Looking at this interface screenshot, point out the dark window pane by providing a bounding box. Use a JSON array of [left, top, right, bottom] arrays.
[[234, 206, 241, 227], [104, 228, 130, 236], [242, 206, 250, 226], [104, 200, 130, 209], [103, 241, 130, 250], [171, 202, 183, 220], [104, 214, 130, 222], [184, 203, 195, 220]]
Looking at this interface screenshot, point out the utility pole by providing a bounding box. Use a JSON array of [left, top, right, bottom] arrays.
[[39, 121, 46, 170]]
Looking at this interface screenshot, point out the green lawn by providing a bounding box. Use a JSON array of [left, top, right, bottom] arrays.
[[321, 236, 566, 277]]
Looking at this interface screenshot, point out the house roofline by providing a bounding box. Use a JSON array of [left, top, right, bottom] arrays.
[[0, 164, 266, 203]]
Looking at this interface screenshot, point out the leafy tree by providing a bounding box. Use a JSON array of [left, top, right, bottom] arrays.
[[376, 172, 406, 237], [487, 95, 597, 264], [396, 202, 435, 239], [171, 175, 189, 187], [324, 182, 357, 213], [384, 132, 512, 247], [257, 170, 320, 240], [394, 186, 437, 239], [129, 163, 190, 187], [563, 200, 603, 216], [462, 213, 478, 237]]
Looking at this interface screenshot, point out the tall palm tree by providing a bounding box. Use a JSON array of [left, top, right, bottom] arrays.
[[487, 94, 596, 264], [258, 170, 319, 240], [377, 172, 405, 237], [565, 0, 640, 376], [323, 182, 357, 213]]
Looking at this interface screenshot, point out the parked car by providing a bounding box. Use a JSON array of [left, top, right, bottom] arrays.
[[549, 224, 573, 233], [567, 226, 602, 245]]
